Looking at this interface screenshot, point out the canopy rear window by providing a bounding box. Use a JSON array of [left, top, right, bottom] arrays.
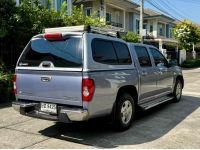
[[18, 36, 83, 68]]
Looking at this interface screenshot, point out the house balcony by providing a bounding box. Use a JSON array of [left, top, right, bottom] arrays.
[[106, 21, 123, 28]]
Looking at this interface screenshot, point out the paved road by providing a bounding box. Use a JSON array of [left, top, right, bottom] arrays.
[[0, 69, 200, 149]]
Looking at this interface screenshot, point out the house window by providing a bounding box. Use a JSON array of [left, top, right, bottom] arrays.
[[169, 28, 173, 38], [143, 24, 147, 29], [136, 19, 140, 34], [159, 28, 163, 36], [158, 23, 165, 36], [97, 10, 100, 17], [84, 7, 92, 16], [115, 11, 120, 23], [166, 24, 169, 38], [56, 0, 63, 10], [150, 24, 153, 32], [106, 13, 112, 22], [40, 0, 46, 6]]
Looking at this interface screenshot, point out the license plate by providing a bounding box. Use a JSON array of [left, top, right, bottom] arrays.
[[40, 103, 57, 114]]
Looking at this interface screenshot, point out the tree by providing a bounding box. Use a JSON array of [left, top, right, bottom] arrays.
[[61, 2, 104, 27], [173, 20, 200, 51], [0, 0, 17, 38], [122, 32, 140, 43], [0, 0, 105, 68], [13, 0, 66, 50], [15, 0, 104, 40]]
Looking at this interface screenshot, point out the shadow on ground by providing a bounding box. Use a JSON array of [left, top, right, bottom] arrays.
[[0, 102, 12, 109], [39, 95, 200, 148]]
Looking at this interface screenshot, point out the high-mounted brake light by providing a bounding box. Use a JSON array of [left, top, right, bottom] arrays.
[[44, 33, 62, 41], [13, 74, 17, 94], [82, 78, 95, 102]]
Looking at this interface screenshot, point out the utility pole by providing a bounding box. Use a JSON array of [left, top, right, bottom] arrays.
[[140, 0, 144, 43], [192, 43, 196, 59]]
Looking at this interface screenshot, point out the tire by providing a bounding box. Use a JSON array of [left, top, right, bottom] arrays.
[[172, 79, 183, 103], [113, 93, 135, 131]]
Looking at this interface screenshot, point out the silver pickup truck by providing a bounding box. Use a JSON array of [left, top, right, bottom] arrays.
[[12, 26, 184, 130]]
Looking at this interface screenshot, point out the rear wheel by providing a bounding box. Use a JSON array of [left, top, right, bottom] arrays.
[[114, 93, 135, 131], [173, 79, 183, 102]]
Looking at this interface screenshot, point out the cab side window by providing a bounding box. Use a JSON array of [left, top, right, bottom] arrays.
[[135, 46, 152, 67], [113, 41, 132, 65], [92, 39, 132, 65], [149, 48, 168, 67], [92, 39, 118, 65]]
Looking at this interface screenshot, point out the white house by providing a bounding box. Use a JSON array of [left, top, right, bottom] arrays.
[[15, 0, 179, 52]]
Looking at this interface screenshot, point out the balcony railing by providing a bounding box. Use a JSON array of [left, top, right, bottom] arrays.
[[106, 21, 123, 28]]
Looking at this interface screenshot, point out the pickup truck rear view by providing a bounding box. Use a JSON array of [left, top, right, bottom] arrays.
[[13, 26, 184, 131]]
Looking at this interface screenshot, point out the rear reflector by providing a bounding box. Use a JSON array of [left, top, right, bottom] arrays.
[[13, 74, 17, 94], [44, 33, 62, 41], [82, 78, 95, 102]]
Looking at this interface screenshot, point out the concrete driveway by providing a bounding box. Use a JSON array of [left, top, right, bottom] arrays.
[[0, 68, 200, 149]]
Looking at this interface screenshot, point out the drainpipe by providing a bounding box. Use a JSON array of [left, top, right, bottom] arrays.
[[67, 0, 72, 16]]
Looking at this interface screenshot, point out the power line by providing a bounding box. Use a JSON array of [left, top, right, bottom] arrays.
[[146, 0, 181, 21], [146, 0, 200, 24], [156, 0, 187, 20]]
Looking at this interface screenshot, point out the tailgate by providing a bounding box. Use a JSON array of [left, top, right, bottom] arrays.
[[15, 34, 83, 106], [16, 70, 83, 106]]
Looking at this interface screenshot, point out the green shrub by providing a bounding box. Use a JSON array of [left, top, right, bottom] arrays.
[[1, 0, 105, 67], [181, 59, 200, 68], [122, 32, 140, 43], [0, 61, 15, 103]]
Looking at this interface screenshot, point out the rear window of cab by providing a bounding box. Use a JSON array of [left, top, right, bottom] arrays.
[[18, 36, 83, 68]]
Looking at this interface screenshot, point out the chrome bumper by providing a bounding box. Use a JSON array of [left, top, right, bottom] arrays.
[[12, 101, 89, 122]]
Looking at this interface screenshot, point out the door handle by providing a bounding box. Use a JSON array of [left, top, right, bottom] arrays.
[[42, 62, 51, 68], [39, 61, 54, 68], [141, 71, 148, 76], [159, 68, 168, 72], [41, 76, 52, 82]]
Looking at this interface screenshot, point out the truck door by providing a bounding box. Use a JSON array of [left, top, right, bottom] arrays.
[[149, 48, 174, 94], [134, 46, 158, 102]]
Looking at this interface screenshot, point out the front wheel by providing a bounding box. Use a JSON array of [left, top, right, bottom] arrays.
[[114, 93, 135, 131], [173, 80, 183, 102]]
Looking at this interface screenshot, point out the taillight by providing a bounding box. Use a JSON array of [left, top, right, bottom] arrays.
[[44, 33, 62, 41], [13, 74, 17, 94], [82, 78, 95, 102]]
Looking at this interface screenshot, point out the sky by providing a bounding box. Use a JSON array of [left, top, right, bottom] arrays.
[[134, 0, 200, 24]]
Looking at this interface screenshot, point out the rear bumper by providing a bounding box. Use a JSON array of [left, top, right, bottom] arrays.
[[12, 101, 89, 123]]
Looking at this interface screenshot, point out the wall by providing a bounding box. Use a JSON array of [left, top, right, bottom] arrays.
[[180, 50, 187, 64], [133, 12, 140, 33], [92, 0, 100, 13], [128, 12, 133, 32], [106, 6, 123, 24]]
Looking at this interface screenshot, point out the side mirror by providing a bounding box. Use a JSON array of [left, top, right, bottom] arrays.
[[169, 59, 178, 67], [157, 62, 165, 67]]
